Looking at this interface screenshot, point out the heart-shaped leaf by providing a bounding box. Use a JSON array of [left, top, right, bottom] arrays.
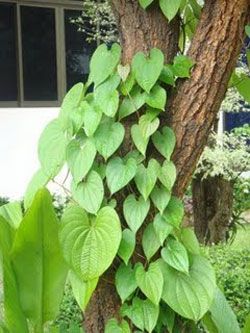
[[132, 49, 164, 93], [123, 194, 150, 233], [66, 138, 96, 184], [161, 238, 189, 274], [119, 86, 146, 120], [82, 100, 102, 137], [139, 0, 154, 9], [153, 213, 173, 246], [163, 196, 184, 228], [131, 124, 149, 156], [142, 223, 161, 261], [152, 126, 176, 160], [145, 85, 167, 110], [134, 159, 160, 200], [115, 263, 137, 303], [150, 185, 171, 215], [89, 43, 121, 86], [94, 118, 125, 161], [135, 262, 163, 305], [60, 205, 121, 280], [158, 161, 176, 191], [160, 255, 216, 321], [71, 170, 104, 214], [159, 0, 182, 21], [106, 157, 137, 195], [138, 114, 160, 139], [118, 229, 136, 264], [172, 55, 194, 78]]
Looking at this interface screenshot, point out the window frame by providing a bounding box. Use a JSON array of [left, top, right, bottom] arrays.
[[0, 0, 83, 107]]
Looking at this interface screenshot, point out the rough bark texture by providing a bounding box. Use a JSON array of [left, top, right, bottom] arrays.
[[192, 176, 234, 244]]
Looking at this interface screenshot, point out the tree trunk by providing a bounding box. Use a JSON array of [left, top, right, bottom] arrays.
[[192, 176, 234, 244], [84, 0, 250, 331]]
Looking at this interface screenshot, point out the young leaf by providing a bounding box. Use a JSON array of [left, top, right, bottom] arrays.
[[11, 189, 68, 328], [161, 238, 189, 274], [132, 49, 164, 93], [115, 263, 138, 303], [118, 229, 136, 264], [158, 161, 176, 191], [159, 0, 182, 21], [138, 114, 160, 139], [135, 262, 163, 305], [123, 194, 150, 233], [106, 157, 137, 195], [82, 100, 102, 137], [120, 72, 136, 96], [152, 126, 176, 160], [139, 0, 154, 9], [172, 55, 194, 78], [142, 223, 161, 261], [0, 201, 23, 229], [160, 255, 216, 321], [66, 138, 96, 184], [119, 86, 146, 120], [94, 118, 125, 161], [159, 65, 175, 86], [60, 205, 121, 280], [145, 85, 167, 110], [131, 124, 149, 156], [118, 64, 130, 82], [153, 213, 173, 246], [150, 185, 171, 215], [89, 43, 121, 86], [163, 196, 184, 228], [134, 159, 160, 200], [71, 170, 104, 214]]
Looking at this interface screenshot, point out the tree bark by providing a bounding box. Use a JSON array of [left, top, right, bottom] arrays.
[[192, 176, 234, 244]]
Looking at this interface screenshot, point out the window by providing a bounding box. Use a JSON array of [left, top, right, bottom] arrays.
[[0, 0, 94, 107]]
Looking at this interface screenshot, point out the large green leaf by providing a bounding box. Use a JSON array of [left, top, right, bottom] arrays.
[[142, 223, 161, 261], [59, 205, 121, 280], [180, 228, 200, 255], [118, 229, 136, 264], [11, 189, 68, 328], [119, 86, 146, 120], [115, 263, 137, 303], [0, 216, 29, 333], [0, 201, 22, 229], [69, 271, 98, 311], [131, 124, 149, 156], [135, 262, 163, 305], [138, 0, 154, 9], [121, 297, 159, 333], [94, 118, 125, 161], [150, 185, 171, 215], [158, 161, 176, 191], [123, 194, 150, 233], [153, 213, 173, 246], [38, 119, 68, 178], [161, 238, 189, 274], [89, 43, 121, 86], [159, 0, 182, 21], [105, 319, 131, 333], [163, 196, 184, 228], [106, 157, 137, 195], [145, 85, 167, 110], [160, 255, 216, 321], [152, 126, 176, 160], [134, 159, 159, 200], [71, 170, 104, 214], [132, 49, 164, 93], [66, 138, 96, 184], [82, 100, 102, 137]]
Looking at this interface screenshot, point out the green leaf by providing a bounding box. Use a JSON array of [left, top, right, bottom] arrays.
[[135, 159, 160, 200], [38, 119, 68, 177], [145, 85, 167, 110], [119, 86, 146, 120], [120, 73, 136, 96], [153, 213, 173, 246], [135, 262, 163, 305], [71, 170, 104, 214], [172, 55, 194, 78], [159, 0, 182, 21], [138, 114, 160, 139], [106, 157, 137, 195], [123, 194, 150, 233], [60, 205, 121, 280], [66, 138, 96, 183], [105, 319, 131, 333], [121, 297, 159, 333], [139, 0, 154, 9], [203, 288, 241, 333], [118, 229, 136, 264], [242, 314, 250, 333], [142, 223, 161, 261], [131, 124, 149, 156], [152, 126, 176, 160], [159, 65, 175, 86], [94, 118, 125, 161], [234, 74, 250, 103], [163, 196, 184, 228], [89, 43, 121, 86], [245, 25, 250, 37], [82, 100, 102, 137], [0, 216, 29, 333], [118, 64, 130, 82], [158, 161, 176, 191], [115, 263, 137, 303], [160, 255, 216, 321], [24, 169, 50, 210], [0, 201, 22, 229], [161, 238, 189, 273], [180, 228, 200, 255], [132, 49, 164, 93], [69, 270, 98, 311], [11, 189, 68, 327], [150, 185, 171, 215]]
